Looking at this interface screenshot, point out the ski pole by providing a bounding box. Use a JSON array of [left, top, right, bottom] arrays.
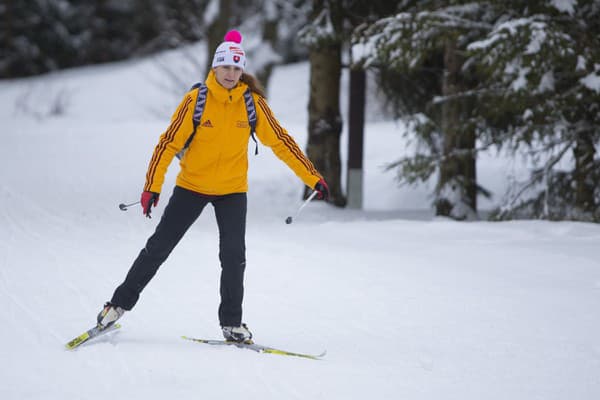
[[285, 190, 318, 224], [119, 201, 140, 211]]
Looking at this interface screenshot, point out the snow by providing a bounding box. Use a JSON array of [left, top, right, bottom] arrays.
[[246, 40, 282, 76], [577, 55, 587, 71], [511, 64, 530, 92], [581, 68, 600, 94], [524, 22, 547, 55], [466, 34, 500, 51], [550, 0, 577, 15], [495, 17, 532, 36], [1, 44, 600, 400], [538, 70, 555, 92], [203, 0, 219, 26]]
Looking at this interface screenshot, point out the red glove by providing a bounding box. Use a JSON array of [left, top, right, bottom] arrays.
[[314, 178, 329, 201], [141, 191, 159, 218]]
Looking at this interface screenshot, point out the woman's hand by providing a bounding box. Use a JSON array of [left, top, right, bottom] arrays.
[[314, 179, 329, 201], [141, 191, 160, 218]]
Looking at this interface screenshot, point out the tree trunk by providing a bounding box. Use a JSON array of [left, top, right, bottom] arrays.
[[306, 42, 346, 206], [572, 132, 596, 215], [436, 38, 477, 220], [304, 0, 346, 206], [204, 0, 233, 77], [254, 16, 278, 89]]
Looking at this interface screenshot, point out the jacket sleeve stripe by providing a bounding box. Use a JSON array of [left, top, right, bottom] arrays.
[[257, 97, 320, 177], [144, 95, 192, 191]]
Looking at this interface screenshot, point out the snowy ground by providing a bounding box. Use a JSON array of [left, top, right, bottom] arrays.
[[1, 44, 599, 400]]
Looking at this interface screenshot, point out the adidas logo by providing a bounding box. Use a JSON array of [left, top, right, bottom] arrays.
[[201, 120, 213, 128]]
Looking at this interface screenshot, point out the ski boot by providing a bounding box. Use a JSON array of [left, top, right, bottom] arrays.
[[222, 323, 253, 343], [97, 302, 125, 330]]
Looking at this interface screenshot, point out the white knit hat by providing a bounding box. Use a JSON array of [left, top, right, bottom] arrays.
[[212, 30, 247, 70]]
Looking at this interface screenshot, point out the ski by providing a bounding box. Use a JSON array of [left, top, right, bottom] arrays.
[[65, 323, 121, 350], [181, 336, 326, 360]]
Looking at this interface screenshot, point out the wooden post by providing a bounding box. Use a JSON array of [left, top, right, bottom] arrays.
[[347, 68, 366, 209]]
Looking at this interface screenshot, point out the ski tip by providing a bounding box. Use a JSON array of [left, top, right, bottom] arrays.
[[65, 323, 122, 350], [65, 333, 89, 350], [65, 342, 78, 350], [181, 335, 204, 343]]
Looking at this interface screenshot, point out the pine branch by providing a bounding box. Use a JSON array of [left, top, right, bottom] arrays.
[[502, 139, 574, 210], [430, 87, 502, 106], [424, 9, 493, 31]]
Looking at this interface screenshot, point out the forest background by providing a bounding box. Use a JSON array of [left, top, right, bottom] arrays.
[[2, 0, 599, 222]]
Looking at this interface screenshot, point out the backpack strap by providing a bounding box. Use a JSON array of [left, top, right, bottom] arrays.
[[192, 83, 208, 130], [243, 88, 259, 155], [176, 83, 208, 160], [176, 84, 258, 160]]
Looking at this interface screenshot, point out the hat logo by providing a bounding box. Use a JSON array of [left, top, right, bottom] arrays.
[[233, 55, 240, 63], [229, 46, 244, 55]]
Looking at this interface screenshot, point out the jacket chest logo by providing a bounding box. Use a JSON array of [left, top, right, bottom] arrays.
[[236, 120, 249, 128], [201, 119, 213, 128]]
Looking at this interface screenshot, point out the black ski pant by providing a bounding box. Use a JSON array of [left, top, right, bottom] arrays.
[[111, 186, 247, 327]]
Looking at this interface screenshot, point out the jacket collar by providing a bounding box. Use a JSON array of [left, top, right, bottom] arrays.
[[205, 70, 247, 103]]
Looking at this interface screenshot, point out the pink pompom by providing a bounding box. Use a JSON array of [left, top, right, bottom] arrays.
[[224, 29, 242, 44]]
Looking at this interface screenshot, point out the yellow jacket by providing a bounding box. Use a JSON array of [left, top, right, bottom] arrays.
[[144, 70, 322, 195]]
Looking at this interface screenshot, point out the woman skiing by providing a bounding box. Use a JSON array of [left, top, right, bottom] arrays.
[[96, 30, 329, 342]]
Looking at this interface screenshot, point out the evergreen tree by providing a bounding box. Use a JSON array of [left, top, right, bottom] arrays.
[[0, 0, 209, 79], [354, 0, 494, 219], [354, 0, 600, 222], [467, 0, 600, 221], [0, 0, 87, 76]]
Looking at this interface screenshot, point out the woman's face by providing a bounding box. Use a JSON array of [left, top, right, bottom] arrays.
[[214, 65, 243, 89]]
